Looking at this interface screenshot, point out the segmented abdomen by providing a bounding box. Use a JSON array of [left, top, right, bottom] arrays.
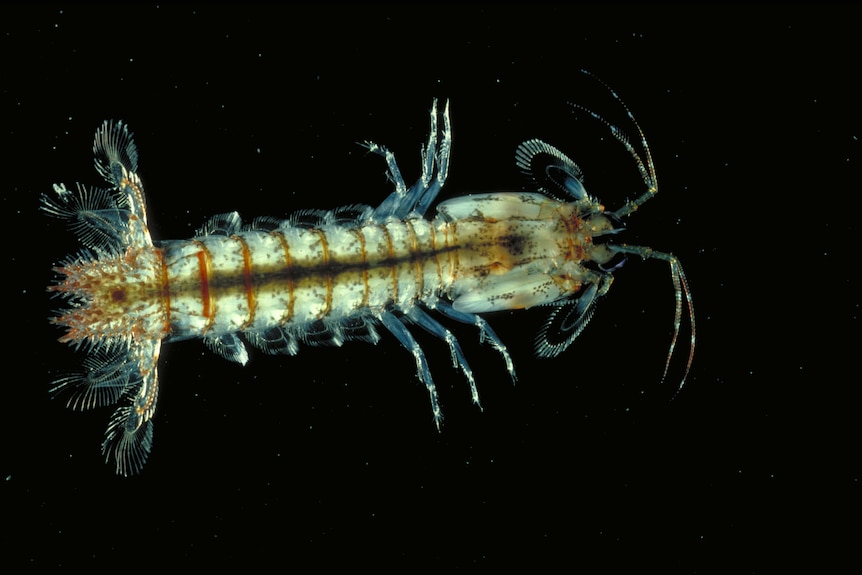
[[44, 89, 695, 476], [161, 217, 454, 340]]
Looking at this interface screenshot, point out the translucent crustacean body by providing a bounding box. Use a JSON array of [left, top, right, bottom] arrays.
[[43, 77, 694, 475]]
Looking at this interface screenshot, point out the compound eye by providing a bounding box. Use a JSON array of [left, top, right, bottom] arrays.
[[599, 252, 627, 272]]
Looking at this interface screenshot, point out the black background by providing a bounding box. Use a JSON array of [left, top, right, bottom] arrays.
[[3, 3, 858, 571]]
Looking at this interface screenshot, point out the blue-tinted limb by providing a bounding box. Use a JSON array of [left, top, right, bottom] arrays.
[[433, 300, 517, 384], [404, 305, 480, 409], [379, 310, 443, 427], [366, 99, 451, 220]]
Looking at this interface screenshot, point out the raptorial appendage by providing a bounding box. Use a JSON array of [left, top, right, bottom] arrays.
[[499, 71, 695, 386], [44, 79, 694, 475], [426, 72, 694, 389], [42, 104, 517, 475]]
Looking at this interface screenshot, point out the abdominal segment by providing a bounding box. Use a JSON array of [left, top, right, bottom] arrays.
[[159, 218, 454, 340]]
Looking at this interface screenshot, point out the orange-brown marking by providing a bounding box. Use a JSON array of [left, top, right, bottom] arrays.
[[429, 223, 443, 290], [272, 231, 295, 323], [193, 240, 215, 333], [233, 235, 256, 328], [120, 175, 147, 224], [404, 220, 423, 297], [380, 224, 398, 301], [562, 213, 584, 262], [352, 227, 370, 308], [443, 222, 458, 284], [314, 229, 332, 319], [156, 248, 171, 334]]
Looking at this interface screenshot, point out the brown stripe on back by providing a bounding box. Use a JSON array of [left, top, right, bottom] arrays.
[[379, 223, 398, 302], [156, 248, 172, 334], [314, 229, 332, 319], [403, 219, 424, 297], [193, 239, 216, 333], [429, 222, 444, 291], [442, 222, 457, 286], [233, 234, 256, 328], [352, 227, 370, 308], [272, 230, 295, 324]]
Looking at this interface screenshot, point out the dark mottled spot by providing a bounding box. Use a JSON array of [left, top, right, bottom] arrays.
[[499, 234, 529, 256]]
